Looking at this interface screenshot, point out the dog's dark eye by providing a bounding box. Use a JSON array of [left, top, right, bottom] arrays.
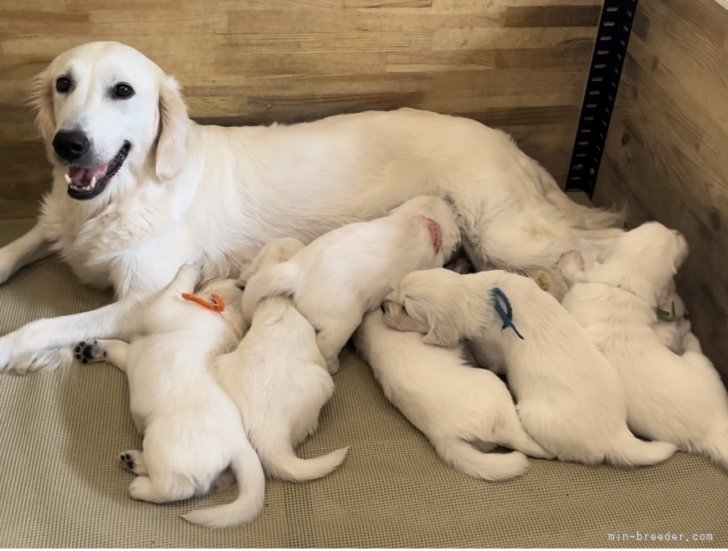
[[55, 77, 72, 93], [112, 83, 135, 99]]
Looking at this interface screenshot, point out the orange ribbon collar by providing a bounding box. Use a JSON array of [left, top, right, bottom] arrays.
[[181, 292, 226, 313]]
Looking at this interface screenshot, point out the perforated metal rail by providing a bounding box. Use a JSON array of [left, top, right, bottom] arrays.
[[565, 0, 639, 197]]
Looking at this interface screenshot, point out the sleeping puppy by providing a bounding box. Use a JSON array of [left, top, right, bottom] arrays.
[[241, 195, 460, 374], [74, 265, 265, 528], [561, 222, 728, 469], [214, 238, 349, 482], [557, 247, 691, 354], [381, 268, 677, 467], [354, 310, 552, 481]]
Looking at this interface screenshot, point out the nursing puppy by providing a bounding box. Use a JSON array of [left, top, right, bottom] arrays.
[[214, 238, 349, 482], [354, 310, 552, 481], [382, 268, 677, 467], [241, 195, 460, 373], [75, 265, 265, 528], [561, 222, 728, 469]]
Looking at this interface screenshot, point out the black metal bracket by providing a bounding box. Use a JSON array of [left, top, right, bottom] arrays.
[[565, 0, 638, 197]]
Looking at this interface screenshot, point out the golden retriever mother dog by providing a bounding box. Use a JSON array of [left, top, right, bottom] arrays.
[[0, 41, 620, 373]]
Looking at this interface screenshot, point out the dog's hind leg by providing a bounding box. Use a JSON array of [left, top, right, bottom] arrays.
[[128, 475, 196, 504], [493, 417, 555, 460], [315, 314, 362, 374]]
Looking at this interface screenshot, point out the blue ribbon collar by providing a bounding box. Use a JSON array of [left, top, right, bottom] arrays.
[[491, 287, 525, 340]]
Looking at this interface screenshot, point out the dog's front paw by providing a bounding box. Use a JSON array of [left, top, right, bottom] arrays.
[[73, 340, 105, 364]]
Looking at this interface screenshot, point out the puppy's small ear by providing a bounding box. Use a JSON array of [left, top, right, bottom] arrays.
[[29, 69, 55, 146], [409, 298, 460, 348], [155, 75, 190, 181], [423, 322, 460, 348], [557, 249, 585, 285]]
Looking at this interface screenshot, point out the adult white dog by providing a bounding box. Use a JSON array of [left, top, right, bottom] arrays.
[[561, 222, 728, 470], [215, 238, 349, 482], [0, 41, 620, 373], [241, 195, 460, 373], [354, 310, 552, 481], [381, 268, 677, 467], [76, 265, 265, 528]]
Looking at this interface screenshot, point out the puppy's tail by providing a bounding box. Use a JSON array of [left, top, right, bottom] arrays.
[[259, 438, 349, 482], [698, 428, 728, 471], [241, 261, 299, 325], [605, 430, 677, 468], [432, 436, 530, 481], [182, 439, 266, 529]]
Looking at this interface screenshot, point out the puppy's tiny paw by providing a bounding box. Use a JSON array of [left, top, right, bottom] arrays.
[[119, 450, 147, 475], [73, 340, 105, 364]]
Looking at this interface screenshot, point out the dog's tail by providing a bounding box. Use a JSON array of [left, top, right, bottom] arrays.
[[258, 436, 349, 482], [605, 430, 677, 468], [182, 439, 266, 529], [432, 436, 530, 481], [241, 261, 299, 326]]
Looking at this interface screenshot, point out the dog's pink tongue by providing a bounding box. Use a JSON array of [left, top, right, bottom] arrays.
[[68, 164, 109, 186]]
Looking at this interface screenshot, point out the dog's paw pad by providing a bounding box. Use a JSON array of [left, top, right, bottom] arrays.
[[74, 340, 102, 364], [119, 450, 146, 475], [119, 452, 136, 472]]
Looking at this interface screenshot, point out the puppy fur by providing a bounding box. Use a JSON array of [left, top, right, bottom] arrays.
[[382, 268, 677, 467], [214, 238, 349, 482], [76, 265, 265, 528], [561, 222, 728, 469], [241, 195, 461, 373], [354, 310, 552, 481]]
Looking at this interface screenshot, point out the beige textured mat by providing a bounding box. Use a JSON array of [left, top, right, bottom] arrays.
[[0, 218, 726, 548]]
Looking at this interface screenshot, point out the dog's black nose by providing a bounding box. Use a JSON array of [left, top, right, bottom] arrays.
[[53, 130, 90, 163]]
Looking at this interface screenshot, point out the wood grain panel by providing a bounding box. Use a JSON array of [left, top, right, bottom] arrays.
[[596, 0, 728, 381], [0, 1, 601, 218]]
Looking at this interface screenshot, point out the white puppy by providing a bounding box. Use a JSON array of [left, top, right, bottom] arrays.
[[354, 310, 552, 481], [75, 265, 265, 528], [241, 195, 461, 373], [561, 222, 728, 469], [214, 238, 349, 482], [382, 268, 677, 467]]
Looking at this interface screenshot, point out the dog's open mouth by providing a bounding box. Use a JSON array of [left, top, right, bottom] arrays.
[[65, 141, 131, 200]]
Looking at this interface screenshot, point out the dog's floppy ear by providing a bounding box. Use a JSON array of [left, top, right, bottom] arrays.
[[29, 69, 55, 145], [406, 296, 461, 348], [155, 75, 190, 181]]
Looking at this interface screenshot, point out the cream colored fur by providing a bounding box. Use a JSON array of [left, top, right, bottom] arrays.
[[0, 41, 621, 373], [382, 268, 677, 467], [76, 265, 265, 528], [214, 238, 349, 482], [241, 195, 461, 373], [561, 222, 728, 470], [354, 310, 552, 481]]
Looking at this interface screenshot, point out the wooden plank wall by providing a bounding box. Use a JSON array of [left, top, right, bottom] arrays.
[[0, 0, 602, 218], [595, 0, 728, 379]]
